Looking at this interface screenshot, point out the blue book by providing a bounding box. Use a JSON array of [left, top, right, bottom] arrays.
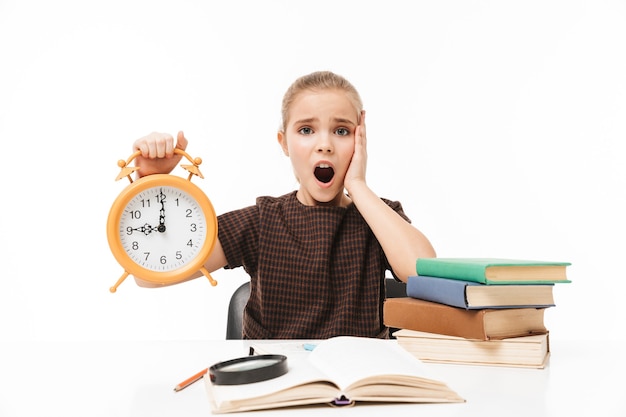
[[406, 275, 555, 310]]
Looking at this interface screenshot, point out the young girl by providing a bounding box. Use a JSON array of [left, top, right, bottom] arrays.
[[132, 71, 436, 339]]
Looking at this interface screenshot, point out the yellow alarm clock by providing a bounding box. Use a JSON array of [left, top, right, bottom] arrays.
[[107, 149, 218, 293]]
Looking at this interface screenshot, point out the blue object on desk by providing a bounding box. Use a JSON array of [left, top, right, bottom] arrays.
[[303, 343, 317, 351]]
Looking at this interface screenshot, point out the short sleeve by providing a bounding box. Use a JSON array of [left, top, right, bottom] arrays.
[[217, 205, 260, 275]]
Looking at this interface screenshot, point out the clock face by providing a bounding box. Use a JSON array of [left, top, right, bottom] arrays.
[[118, 185, 208, 272]]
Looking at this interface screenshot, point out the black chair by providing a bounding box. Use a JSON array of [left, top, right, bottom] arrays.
[[385, 277, 407, 298], [384, 277, 407, 339], [226, 281, 251, 340], [225, 278, 406, 340]]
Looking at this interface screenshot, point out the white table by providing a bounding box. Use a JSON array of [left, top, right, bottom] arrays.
[[0, 339, 623, 416]]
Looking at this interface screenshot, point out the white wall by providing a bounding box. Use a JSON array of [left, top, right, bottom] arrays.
[[1, 0, 624, 342]]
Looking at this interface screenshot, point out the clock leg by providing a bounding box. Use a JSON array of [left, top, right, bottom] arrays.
[[110, 271, 130, 293], [199, 267, 218, 286]]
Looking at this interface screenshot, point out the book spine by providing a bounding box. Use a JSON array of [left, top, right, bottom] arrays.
[[406, 276, 469, 309]]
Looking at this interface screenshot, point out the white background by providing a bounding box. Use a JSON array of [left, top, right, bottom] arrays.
[[0, 0, 624, 342]]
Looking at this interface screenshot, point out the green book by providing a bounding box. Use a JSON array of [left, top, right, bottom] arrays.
[[415, 258, 571, 285]]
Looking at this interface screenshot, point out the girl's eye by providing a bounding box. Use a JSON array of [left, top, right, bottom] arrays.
[[298, 127, 313, 135], [335, 127, 350, 136]]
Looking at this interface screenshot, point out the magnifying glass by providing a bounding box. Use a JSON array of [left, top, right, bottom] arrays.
[[209, 354, 288, 385]]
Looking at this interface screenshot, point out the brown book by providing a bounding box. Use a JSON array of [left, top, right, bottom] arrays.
[[383, 297, 548, 340]]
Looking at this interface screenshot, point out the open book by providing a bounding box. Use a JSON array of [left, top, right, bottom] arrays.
[[204, 336, 464, 413]]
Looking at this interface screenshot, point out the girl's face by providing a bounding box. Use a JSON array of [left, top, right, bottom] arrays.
[[278, 89, 358, 207]]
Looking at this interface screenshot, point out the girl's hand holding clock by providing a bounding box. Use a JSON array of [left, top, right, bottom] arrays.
[[133, 131, 189, 178]]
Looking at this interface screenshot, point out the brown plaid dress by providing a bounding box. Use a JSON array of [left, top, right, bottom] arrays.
[[218, 191, 411, 339]]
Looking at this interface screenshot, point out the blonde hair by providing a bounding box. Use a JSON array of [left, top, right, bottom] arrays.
[[279, 71, 363, 132]]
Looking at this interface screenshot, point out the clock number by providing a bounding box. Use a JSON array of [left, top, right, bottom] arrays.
[[186, 208, 192, 217], [126, 227, 133, 235], [140, 199, 151, 208], [187, 239, 193, 247], [190, 223, 197, 232], [160, 255, 167, 264], [129, 210, 142, 219], [132, 241, 139, 250], [176, 251, 182, 260]]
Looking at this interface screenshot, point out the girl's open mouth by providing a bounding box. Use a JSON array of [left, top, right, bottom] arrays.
[[314, 164, 334, 183]]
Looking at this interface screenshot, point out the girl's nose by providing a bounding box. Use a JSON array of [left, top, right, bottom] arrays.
[[316, 134, 333, 153]]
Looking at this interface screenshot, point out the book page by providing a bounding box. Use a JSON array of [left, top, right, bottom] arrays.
[[307, 337, 440, 391]]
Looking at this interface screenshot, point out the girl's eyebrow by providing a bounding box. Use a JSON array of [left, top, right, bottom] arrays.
[[292, 117, 356, 126], [293, 117, 317, 125], [333, 117, 356, 126]]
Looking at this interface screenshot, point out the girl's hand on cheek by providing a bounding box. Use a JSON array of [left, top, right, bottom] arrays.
[[345, 110, 368, 193]]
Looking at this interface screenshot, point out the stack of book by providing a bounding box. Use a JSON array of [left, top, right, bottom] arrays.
[[384, 258, 571, 368]]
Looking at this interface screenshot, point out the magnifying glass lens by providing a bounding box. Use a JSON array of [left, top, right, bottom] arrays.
[[219, 358, 281, 372], [209, 354, 288, 385]]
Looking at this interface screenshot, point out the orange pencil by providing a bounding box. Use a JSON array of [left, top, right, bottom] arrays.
[[174, 368, 208, 392]]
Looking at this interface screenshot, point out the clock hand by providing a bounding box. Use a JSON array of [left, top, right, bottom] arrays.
[[130, 224, 158, 235], [158, 188, 167, 233]]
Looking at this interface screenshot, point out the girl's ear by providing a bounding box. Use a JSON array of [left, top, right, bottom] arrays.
[[277, 131, 289, 156]]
